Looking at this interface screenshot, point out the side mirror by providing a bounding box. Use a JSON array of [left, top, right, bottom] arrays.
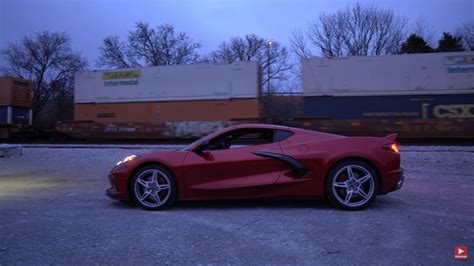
[[194, 140, 210, 153]]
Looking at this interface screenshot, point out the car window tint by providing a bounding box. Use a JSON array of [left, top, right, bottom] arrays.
[[209, 128, 274, 150]]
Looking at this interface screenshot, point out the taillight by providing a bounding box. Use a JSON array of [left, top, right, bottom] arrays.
[[390, 143, 399, 153], [383, 143, 399, 153]]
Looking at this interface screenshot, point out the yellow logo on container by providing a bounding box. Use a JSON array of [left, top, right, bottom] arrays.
[[102, 70, 141, 80], [433, 104, 474, 118]]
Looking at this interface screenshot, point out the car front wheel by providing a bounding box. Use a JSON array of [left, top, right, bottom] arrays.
[[325, 160, 379, 211], [130, 164, 177, 210]]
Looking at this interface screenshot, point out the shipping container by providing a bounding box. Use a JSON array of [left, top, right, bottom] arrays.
[[75, 98, 260, 123], [75, 62, 259, 104], [0, 106, 32, 125], [302, 52, 474, 121], [304, 94, 474, 120], [302, 52, 474, 97], [0, 76, 34, 108]]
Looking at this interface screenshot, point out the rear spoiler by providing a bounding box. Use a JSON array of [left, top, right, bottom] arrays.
[[381, 133, 400, 153], [384, 133, 398, 141]]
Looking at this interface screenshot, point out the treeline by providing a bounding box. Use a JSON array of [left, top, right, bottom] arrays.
[[400, 33, 465, 54], [0, 3, 473, 127]]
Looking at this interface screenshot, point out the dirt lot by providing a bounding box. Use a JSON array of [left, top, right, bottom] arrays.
[[0, 144, 473, 265]]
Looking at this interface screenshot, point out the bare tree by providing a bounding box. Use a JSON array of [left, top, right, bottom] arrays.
[[455, 21, 474, 51], [99, 36, 137, 68], [291, 3, 407, 58], [209, 34, 292, 94], [290, 28, 314, 60], [1, 31, 86, 126], [98, 22, 202, 68]]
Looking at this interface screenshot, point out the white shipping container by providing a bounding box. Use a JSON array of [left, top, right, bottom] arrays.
[[75, 62, 259, 103], [302, 52, 474, 97]]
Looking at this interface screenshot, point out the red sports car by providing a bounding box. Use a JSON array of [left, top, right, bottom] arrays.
[[106, 124, 404, 211]]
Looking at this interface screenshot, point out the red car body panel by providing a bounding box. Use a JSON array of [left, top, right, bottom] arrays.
[[106, 124, 403, 202]]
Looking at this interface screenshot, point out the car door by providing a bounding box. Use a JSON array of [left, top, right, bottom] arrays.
[[181, 128, 288, 199]]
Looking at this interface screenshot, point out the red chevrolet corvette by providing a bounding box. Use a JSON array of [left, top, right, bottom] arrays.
[[107, 124, 404, 211]]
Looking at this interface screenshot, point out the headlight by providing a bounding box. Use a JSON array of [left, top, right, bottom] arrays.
[[116, 154, 138, 166]]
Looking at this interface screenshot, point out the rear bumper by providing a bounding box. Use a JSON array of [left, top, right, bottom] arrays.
[[382, 167, 404, 194], [394, 171, 405, 191], [394, 174, 405, 190]]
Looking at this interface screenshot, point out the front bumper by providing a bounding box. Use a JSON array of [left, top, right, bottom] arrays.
[[106, 170, 130, 201], [106, 188, 121, 199]]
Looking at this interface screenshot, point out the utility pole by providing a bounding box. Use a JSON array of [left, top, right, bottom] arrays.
[[267, 40, 272, 95]]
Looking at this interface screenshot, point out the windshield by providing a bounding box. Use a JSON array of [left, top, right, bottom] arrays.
[[180, 137, 207, 151], [180, 126, 232, 151]]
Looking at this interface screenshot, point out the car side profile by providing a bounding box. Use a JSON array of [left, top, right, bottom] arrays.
[[106, 124, 404, 211]]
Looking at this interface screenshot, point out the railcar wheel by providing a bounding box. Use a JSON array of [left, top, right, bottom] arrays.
[[130, 164, 177, 210], [325, 160, 379, 211]]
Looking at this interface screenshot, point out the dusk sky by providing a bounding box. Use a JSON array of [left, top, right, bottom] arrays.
[[1, 0, 473, 66]]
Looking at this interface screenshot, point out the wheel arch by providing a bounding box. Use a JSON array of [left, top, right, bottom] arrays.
[[324, 156, 383, 194]]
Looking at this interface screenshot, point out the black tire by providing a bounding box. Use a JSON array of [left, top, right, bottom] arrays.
[[325, 160, 379, 211], [129, 164, 177, 210]]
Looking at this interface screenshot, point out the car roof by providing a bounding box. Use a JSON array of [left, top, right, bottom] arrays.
[[232, 123, 293, 131], [232, 123, 315, 134], [232, 123, 343, 138]]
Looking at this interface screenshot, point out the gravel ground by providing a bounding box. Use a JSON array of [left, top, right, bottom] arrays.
[[0, 145, 473, 265]]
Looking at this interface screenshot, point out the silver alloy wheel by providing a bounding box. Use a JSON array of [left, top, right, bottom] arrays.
[[331, 165, 375, 207], [134, 169, 171, 208]]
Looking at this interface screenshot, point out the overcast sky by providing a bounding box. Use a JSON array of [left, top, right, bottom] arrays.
[[1, 0, 473, 66]]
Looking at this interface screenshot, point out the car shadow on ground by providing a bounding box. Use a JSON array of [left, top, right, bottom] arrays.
[[107, 198, 338, 211], [107, 195, 406, 211], [172, 199, 331, 210], [369, 195, 408, 210]]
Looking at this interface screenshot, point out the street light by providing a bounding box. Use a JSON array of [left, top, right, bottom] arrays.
[[267, 40, 272, 95]]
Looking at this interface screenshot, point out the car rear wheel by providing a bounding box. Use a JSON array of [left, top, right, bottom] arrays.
[[130, 164, 177, 210], [325, 160, 379, 211]]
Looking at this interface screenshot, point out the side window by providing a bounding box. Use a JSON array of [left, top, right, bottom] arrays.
[[209, 128, 274, 150], [273, 130, 294, 142]]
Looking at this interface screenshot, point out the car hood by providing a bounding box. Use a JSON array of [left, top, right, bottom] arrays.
[[113, 149, 189, 172]]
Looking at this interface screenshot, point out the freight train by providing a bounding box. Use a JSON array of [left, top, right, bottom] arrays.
[[296, 51, 474, 139], [2, 51, 474, 140]]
